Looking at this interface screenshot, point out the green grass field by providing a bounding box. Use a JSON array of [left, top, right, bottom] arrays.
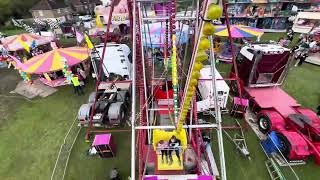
[[0, 28, 26, 36], [0, 33, 319, 180]]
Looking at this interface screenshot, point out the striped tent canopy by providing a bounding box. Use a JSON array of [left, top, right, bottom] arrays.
[[1, 33, 53, 51], [214, 25, 264, 38], [20, 47, 89, 74]]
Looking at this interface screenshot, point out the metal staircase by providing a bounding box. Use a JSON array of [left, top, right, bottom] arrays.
[[265, 158, 286, 180]]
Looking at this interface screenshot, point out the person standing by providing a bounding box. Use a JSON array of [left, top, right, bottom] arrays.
[[109, 168, 120, 180], [77, 67, 86, 82], [71, 75, 84, 95]]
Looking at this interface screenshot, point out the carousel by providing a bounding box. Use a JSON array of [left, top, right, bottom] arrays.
[[15, 47, 90, 87]]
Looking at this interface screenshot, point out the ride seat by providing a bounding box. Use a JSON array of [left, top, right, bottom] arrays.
[[153, 129, 187, 170]]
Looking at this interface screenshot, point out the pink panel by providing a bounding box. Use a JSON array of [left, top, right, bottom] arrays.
[[143, 176, 158, 180], [246, 87, 299, 117], [295, 108, 320, 133], [233, 97, 249, 106], [197, 175, 214, 180], [92, 134, 111, 146], [260, 110, 286, 131], [281, 131, 310, 158], [158, 105, 174, 115], [39, 77, 68, 87]]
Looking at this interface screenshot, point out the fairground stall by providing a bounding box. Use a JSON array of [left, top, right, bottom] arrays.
[[213, 25, 264, 63], [91, 0, 130, 41], [1, 33, 54, 58]]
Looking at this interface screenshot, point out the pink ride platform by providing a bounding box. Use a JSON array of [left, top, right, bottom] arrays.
[[246, 86, 300, 117], [143, 175, 214, 180]]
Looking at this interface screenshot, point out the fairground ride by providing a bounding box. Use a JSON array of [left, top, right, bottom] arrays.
[[85, 0, 248, 179]]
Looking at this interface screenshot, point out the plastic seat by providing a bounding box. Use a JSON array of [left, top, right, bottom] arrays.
[[231, 97, 249, 116], [153, 129, 187, 170]]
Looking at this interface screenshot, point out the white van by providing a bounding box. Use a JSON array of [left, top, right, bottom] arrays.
[[91, 43, 132, 80]]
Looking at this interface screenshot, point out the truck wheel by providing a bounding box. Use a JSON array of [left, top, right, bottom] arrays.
[[276, 132, 291, 158], [117, 91, 130, 107], [108, 102, 126, 126], [258, 114, 271, 134], [119, 104, 126, 126]]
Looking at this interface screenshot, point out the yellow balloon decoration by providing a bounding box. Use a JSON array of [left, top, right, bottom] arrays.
[[171, 34, 179, 123], [207, 4, 223, 20], [198, 37, 211, 50], [190, 79, 198, 87], [177, 4, 214, 133], [192, 71, 201, 79], [194, 62, 204, 72], [203, 22, 216, 36], [195, 51, 209, 62]]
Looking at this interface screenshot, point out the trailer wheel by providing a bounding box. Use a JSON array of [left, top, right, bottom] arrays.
[[118, 104, 126, 126], [276, 132, 291, 158], [117, 91, 130, 107], [258, 114, 271, 134]]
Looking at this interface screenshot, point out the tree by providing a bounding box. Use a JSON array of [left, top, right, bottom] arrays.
[[0, 0, 38, 25], [0, 0, 12, 25]]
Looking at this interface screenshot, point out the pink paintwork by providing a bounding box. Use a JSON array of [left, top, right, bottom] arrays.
[[246, 87, 300, 117], [143, 176, 158, 180], [259, 110, 286, 132], [92, 134, 111, 146], [39, 77, 68, 87], [233, 97, 249, 107], [197, 176, 214, 180], [281, 131, 310, 160], [95, 0, 129, 25]]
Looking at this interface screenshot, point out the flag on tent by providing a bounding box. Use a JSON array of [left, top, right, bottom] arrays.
[[8, 55, 26, 70], [96, 16, 103, 28], [84, 34, 94, 49], [18, 38, 30, 53], [31, 40, 37, 49], [76, 31, 84, 43]]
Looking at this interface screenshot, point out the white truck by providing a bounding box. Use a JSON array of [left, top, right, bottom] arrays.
[[78, 43, 132, 126], [197, 65, 230, 112]]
